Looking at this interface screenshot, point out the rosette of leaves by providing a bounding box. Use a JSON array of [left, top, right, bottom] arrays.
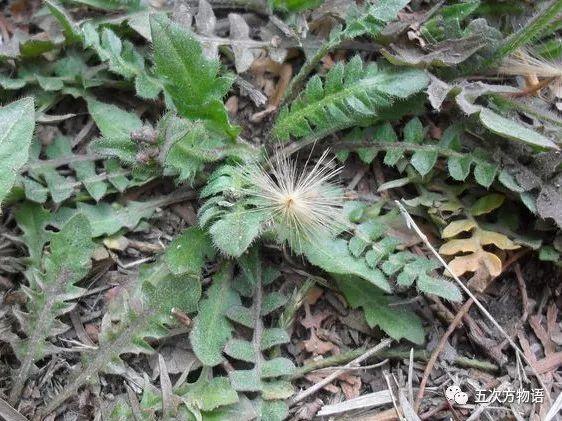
[[88, 12, 256, 183], [199, 164, 460, 342], [200, 164, 460, 297]]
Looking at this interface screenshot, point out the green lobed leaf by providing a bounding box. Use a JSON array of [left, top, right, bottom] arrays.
[[190, 263, 239, 366], [150, 14, 239, 139], [209, 208, 267, 258], [225, 339, 256, 363], [273, 56, 429, 142], [14, 203, 51, 266], [161, 115, 232, 182], [224, 249, 295, 405], [304, 237, 392, 292], [416, 273, 462, 301], [165, 227, 215, 277], [179, 376, 239, 412], [0, 97, 35, 207], [336, 275, 425, 344], [9, 214, 94, 404], [55, 200, 155, 237], [43, 259, 202, 414]]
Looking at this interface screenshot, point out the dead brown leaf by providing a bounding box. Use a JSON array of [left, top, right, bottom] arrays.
[[304, 330, 337, 355], [439, 219, 519, 280]]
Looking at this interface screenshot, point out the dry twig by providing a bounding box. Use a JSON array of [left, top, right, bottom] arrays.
[[291, 338, 392, 405]]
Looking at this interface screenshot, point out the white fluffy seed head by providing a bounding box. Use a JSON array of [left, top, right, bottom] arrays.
[[499, 48, 562, 79], [235, 150, 347, 250]]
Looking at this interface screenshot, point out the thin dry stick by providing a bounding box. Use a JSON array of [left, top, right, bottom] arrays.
[[416, 251, 525, 409], [408, 348, 415, 406], [383, 369, 404, 421], [0, 396, 28, 421], [396, 201, 552, 405], [415, 297, 474, 411], [291, 338, 392, 405]]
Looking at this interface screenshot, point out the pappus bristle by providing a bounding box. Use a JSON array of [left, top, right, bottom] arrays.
[[498, 48, 562, 79], [498, 48, 562, 97], [235, 150, 348, 250]]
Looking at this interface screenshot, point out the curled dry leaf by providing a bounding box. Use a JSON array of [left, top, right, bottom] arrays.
[[439, 218, 520, 279]]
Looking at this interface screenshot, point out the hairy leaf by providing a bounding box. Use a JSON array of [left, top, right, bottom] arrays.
[[165, 227, 215, 277], [305, 201, 460, 301], [69, 0, 141, 11], [83, 25, 161, 99], [9, 214, 94, 404], [54, 200, 155, 237], [0, 97, 35, 207], [190, 263, 239, 366], [225, 249, 293, 414], [45, 1, 82, 44], [88, 99, 143, 163], [150, 14, 239, 138], [158, 114, 251, 182], [14, 203, 51, 266], [340, 123, 501, 188], [479, 108, 558, 150], [336, 275, 425, 344], [43, 260, 201, 415], [273, 56, 428, 142]]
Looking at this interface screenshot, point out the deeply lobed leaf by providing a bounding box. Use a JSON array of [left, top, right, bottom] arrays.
[[273, 56, 429, 142], [150, 14, 239, 138]]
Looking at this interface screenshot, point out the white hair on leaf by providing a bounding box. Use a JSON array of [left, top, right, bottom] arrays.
[[234, 150, 348, 251]]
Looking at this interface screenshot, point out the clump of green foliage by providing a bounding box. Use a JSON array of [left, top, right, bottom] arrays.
[[1, 0, 561, 418]]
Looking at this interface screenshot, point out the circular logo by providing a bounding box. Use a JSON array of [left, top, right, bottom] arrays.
[[445, 384, 468, 405]]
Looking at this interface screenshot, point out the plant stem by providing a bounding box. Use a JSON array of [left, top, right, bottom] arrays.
[[484, 0, 562, 69], [282, 40, 339, 105], [291, 339, 392, 405], [290, 347, 498, 379], [333, 141, 466, 158]]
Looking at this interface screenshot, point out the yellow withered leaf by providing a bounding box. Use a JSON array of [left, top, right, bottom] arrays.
[[442, 219, 477, 238], [439, 237, 480, 255], [439, 219, 520, 279], [448, 250, 503, 278], [478, 230, 519, 250]]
